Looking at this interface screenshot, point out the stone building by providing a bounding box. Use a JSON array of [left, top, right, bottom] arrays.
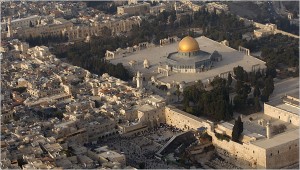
[[157, 103, 299, 169], [65, 16, 141, 41], [264, 94, 300, 126], [1, 15, 141, 41], [117, 2, 150, 15]]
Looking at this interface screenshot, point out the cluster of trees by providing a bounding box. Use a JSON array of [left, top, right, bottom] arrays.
[[124, 9, 252, 48], [243, 34, 299, 68], [25, 34, 68, 47], [183, 77, 233, 121], [233, 66, 274, 112], [35, 107, 64, 120], [274, 17, 299, 35], [194, 10, 254, 49], [60, 39, 132, 81]]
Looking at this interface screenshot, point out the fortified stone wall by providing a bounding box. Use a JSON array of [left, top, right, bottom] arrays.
[[164, 105, 211, 131], [211, 135, 267, 168], [265, 137, 299, 168]]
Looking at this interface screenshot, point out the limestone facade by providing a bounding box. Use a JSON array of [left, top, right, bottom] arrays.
[[117, 2, 150, 15], [264, 103, 299, 126], [164, 105, 211, 131], [159, 105, 299, 169], [265, 136, 299, 168], [2, 15, 141, 41], [66, 17, 141, 41]]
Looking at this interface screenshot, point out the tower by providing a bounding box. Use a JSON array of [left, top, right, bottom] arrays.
[[136, 71, 143, 88], [7, 17, 12, 38], [266, 121, 271, 139]]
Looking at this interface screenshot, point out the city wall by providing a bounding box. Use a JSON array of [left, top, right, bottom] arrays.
[[265, 136, 299, 168], [164, 105, 211, 131], [211, 134, 267, 168]]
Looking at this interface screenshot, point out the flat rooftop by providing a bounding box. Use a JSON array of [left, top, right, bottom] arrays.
[[251, 128, 299, 149], [109, 36, 266, 84], [276, 103, 300, 115]]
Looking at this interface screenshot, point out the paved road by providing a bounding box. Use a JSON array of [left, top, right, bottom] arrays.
[[269, 77, 299, 101]]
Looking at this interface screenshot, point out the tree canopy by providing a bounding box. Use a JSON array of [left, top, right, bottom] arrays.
[[183, 77, 233, 121]]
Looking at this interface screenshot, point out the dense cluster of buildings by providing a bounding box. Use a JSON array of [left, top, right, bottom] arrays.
[[1, 13, 141, 41], [1, 39, 167, 168], [1, 1, 232, 42], [1, 1, 87, 20], [1, 1, 299, 169], [1, 37, 299, 169]]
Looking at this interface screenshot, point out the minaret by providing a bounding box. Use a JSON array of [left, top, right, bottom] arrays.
[[7, 16, 12, 38], [266, 121, 271, 139], [136, 71, 143, 88]]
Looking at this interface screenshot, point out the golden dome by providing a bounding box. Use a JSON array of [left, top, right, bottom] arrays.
[[178, 36, 200, 53]]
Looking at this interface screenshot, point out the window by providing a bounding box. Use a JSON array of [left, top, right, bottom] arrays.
[[289, 146, 291, 150], [270, 153, 272, 157], [278, 150, 280, 154]]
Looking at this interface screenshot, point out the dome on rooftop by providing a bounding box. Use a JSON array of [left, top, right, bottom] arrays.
[[178, 36, 200, 53]]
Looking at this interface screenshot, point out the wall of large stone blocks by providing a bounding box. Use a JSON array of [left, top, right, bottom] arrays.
[[265, 138, 299, 168], [264, 103, 299, 126], [138, 107, 166, 127], [164, 106, 211, 131], [211, 135, 267, 168]]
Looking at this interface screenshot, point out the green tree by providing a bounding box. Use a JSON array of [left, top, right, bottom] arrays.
[[235, 80, 243, 93], [227, 73, 232, 86], [139, 162, 145, 169], [176, 84, 181, 102], [231, 116, 243, 142], [264, 76, 274, 96], [266, 66, 277, 78], [29, 21, 34, 27], [254, 97, 262, 112], [253, 84, 261, 97], [260, 89, 269, 102], [233, 95, 244, 110], [233, 66, 246, 81]]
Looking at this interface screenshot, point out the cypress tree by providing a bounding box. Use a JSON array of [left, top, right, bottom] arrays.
[[227, 73, 232, 86], [253, 84, 261, 97], [232, 116, 243, 142], [254, 97, 262, 112]]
